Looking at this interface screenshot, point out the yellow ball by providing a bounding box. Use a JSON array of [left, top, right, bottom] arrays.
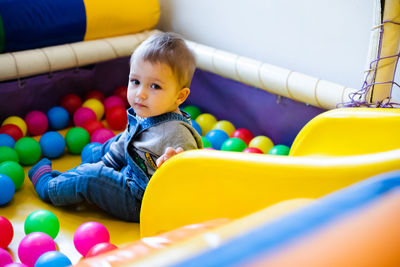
[[83, 99, 104, 120], [249, 136, 274, 154], [2, 116, 27, 136], [212, 120, 236, 137], [195, 113, 217, 135]]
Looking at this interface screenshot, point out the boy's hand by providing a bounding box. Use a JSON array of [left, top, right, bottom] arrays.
[[156, 147, 184, 168]]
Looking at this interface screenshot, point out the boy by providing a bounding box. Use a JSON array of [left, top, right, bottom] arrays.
[[28, 32, 203, 221]]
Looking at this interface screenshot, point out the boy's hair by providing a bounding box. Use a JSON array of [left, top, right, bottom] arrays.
[[131, 32, 196, 89]]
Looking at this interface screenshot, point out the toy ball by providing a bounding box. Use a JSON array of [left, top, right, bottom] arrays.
[[65, 127, 90, 155], [0, 147, 19, 164], [205, 129, 229, 150], [2, 116, 27, 136], [0, 124, 23, 141], [47, 106, 70, 130], [25, 111, 48, 136], [91, 128, 115, 144], [268, 144, 290, 156], [4, 263, 29, 267], [243, 147, 263, 154], [248, 136, 274, 154], [39, 132, 65, 159], [85, 90, 105, 102], [221, 138, 247, 152], [104, 96, 125, 111], [14, 137, 42, 165], [0, 216, 13, 248], [195, 113, 217, 135], [35, 251, 71, 267], [18, 232, 56, 267], [201, 136, 212, 148], [105, 106, 127, 130], [0, 161, 25, 190], [74, 222, 110, 257], [81, 143, 102, 163], [212, 120, 236, 137], [0, 174, 15, 205], [25, 210, 60, 239], [73, 107, 97, 127], [113, 86, 129, 108], [0, 248, 13, 267], [232, 128, 254, 145], [83, 120, 104, 135], [182, 105, 201, 120], [191, 120, 202, 135], [0, 134, 15, 148], [83, 99, 105, 121], [60, 93, 82, 115], [86, 242, 117, 258]]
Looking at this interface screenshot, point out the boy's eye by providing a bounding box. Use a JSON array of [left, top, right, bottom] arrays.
[[151, 83, 161, 90], [131, 79, 140, 85]]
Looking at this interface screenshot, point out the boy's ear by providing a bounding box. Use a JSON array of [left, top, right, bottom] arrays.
[[176, 87, 190, 105]]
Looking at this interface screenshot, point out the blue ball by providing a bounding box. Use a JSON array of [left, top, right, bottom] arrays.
[[205, 129, 229, 150], [35, 251, 72, 267], [191, 120, 202, 135], [0, 173, 15, 205], [0, 134, 15, 148], [47, 106, 70, 130], [81, 142, 102, 163], [39, 131, 66, 159]]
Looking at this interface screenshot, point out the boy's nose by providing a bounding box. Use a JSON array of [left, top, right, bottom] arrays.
[[136, 87, 147, 99]]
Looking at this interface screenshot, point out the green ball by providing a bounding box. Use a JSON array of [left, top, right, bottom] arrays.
[[0, 161, 25, 190], [268, 144, 290, 156], [183, 105, 202, 120], [0, 146, 19, 163], [221, 138, 247, 152], [25, 209, 60, 239], [14, 137, 41, 165], [65, 127, 90, 154], [201, 136, 212, 148]]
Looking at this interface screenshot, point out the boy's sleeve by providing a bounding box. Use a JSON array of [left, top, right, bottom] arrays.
[[100, 130, 128, 170]]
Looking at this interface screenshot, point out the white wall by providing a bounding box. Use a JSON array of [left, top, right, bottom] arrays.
[[157, 0, 374, 90]]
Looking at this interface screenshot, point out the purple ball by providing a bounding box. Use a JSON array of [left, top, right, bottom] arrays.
[[90, 128, 115, 144], [18, 232, 57, 267], [74, 222, 110, 257]]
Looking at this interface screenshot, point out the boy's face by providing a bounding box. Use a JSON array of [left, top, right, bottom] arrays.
[[127, 58, 189, 118]]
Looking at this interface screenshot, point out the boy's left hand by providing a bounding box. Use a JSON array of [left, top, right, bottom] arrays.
[[156, 147, 184, 168]]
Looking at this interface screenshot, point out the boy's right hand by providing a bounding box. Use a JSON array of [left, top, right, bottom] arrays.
[[156, 147, 184, 168]]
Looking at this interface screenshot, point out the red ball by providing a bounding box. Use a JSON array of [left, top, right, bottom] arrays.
[[103, 96, 125, 111], [85, 90, 105, 102], [85, 242, 117, 258], [60, 94, 82, 115], [0, 216, 13, 249], [0, 124, 23, 141], [243, 147, 263, 154], [83, 120, 104, 135], [91, 128, 115, 144], [106, 106, 127, 130], [113, 86, 129, 108], [232, 128, 254, 145], [25, 111, 48, 136], [73, 107, 97, 127]]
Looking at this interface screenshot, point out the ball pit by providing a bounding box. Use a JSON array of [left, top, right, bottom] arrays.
[[2, 116, 27, 136], [47, 106, 70, 130], [83, 99, 105, 121], [0, 133, 15, 148], [195, 113, 217, 135], [212, 120, 236, 137], [91, 128, 115, 144], [25, 111, 48, 136], [60, 93, 82, 115], [65, 127, 90, 155], [221, 138, 247, 152], [0, 147, 19, 163], [74, 222, 110, 257], [0, 161, 25, 190], [0, 216, 13, 248], [25, 210, 60, 239], [248, 136, 274, 154], [0, 124, 23, 141], [18, 232, 57, 267], [14, 137, 42, 165], [205, 129, 229, 150], [0, 174, 15, 205], [105, 106, 127, 130]]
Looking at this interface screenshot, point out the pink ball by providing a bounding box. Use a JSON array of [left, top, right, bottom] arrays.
[[0, 248, 13, 267], [74, 222, 110, 257], [18, 232, 56, 267], [103, 96, 125, 111], [73, 107, 97, 127], [91, 128, 115, 144], [243, 147, 263, 154], [25, 111, 48, 136], [5, 263, 29, 267], [85, 242, 117, 258]]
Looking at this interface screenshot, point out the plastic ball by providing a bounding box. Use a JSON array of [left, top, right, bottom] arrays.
[[191, 120, 202, 135], [201, 136, 212, 148], [195, 113, 217, 135], [25, 210, 60, 239], [232, 128, 254, 145], [0, 161, 25, 190], [85, 90, 105, 102], [25, 111, 48, 136], [81, 143, 102, 163], [205, 129, 229, 150], [2, 116, 27, 136], [221, 138, 247, 152], [268, 144, 291, 156], [105, 106, 127, 130], [0, 134, 15, 148], [73, 107, 97, 127], [243, 147, 263, 154], [35, 251, 71, 267], [0, 174, 15, 205], [47, 106, 70, 130], [74, 222, 110, 257], [113, 86, 129, 108], [212, 120, 236, 137], [182, 105, 202, 120], [4, 263, 29, 267], [0, 216, 13, 248], [83, 120, 104, 135], [65, 127, 90, 155], [85, 242, 117, 258], [0, 248, 13, 267], [83, 99, 105, 121], [18, 232, 57, 267], [39, 132, 65, 159], [0, 124, 23, 141], [0, 147, 19, 163], [103, 96, 125, 111], [14, 137, 42, 165], [91, 128, 115, 144], [249, 136, 274, 154], [60, 93, 82, 115]]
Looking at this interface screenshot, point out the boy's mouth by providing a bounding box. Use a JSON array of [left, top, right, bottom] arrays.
[[134, 103, 146, 108]]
